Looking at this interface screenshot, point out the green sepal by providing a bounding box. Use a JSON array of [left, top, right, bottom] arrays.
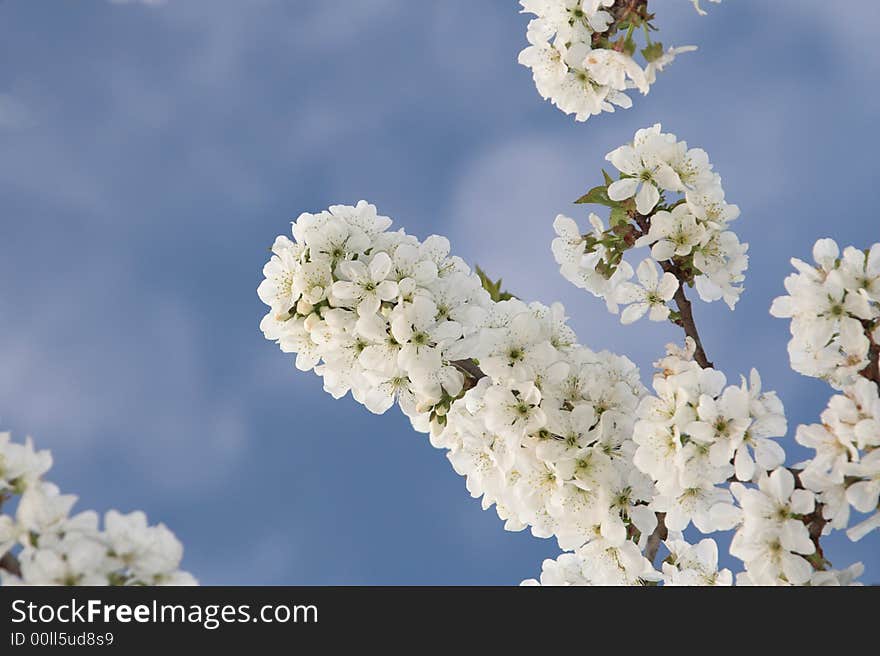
[[475, 265, 516, 302]]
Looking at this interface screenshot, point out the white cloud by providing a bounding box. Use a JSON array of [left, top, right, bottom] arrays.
[[445, 134, 586, 301], [0, 256, 247, 495], [291, 0, 401, 48], [444, 132, 680, 370]]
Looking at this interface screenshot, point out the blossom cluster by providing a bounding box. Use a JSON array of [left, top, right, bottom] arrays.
[[553, 124, 747, 324], [260, 202, 665, 566], [633, 340, 870, 586], [796, 378, 880, 543], [523, 535, 732, 586], [727, 464, 866, 586], [631, 338, 786, 533], [521, 338, 870, 586], [258, 200, 492, 431], [727, 467, 817, 585], [433, 300, 650, 552], [625, 340, 825, 585], [518, 1, 719, 123], [770, 239, 879, 389], [0, 433, 195, 586], [521, 538, 659, 585]]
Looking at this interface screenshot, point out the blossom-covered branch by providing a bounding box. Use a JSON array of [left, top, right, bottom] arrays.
[[258, 5, 880, 587]]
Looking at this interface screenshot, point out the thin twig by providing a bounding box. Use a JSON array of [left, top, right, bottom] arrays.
[[450, 359, 486, 383], [859, 320, 880, 390], [630, 212, 713, 369]]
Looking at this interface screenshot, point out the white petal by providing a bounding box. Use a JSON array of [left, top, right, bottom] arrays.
[[781, 553, 812, 585], [812, 238, 839, 267], [651, 240, 676, 261], [657, 273, 679, 300], [754, 439, 786, 470], [608, 177, 640, 201], [734, 446, 755, 481], [846, 481, 880, 513], [553, 214, 580, 238], [636, 258, 659, 288], [369, 251, 392, 281], [648, 303, 670, 321], [355, 313, 389, 342], [635, 182, 660, 214], [606, 145, 640, 174], [376, 280, 398, 301], [652, 164, 683, 191], [331, 280, 360, 300], [621, 302, 649, 324], [767, 468, 794, 502]]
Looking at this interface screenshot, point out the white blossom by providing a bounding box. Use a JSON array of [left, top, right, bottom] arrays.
[[771, 239, 880, 388], [614, 259, 678, 324], [635, 204, 706, 261], [631, 340, 788, 536], [553, 125, 748, 318], [662, 538, 732, 586], [606, 127, 683, 214]]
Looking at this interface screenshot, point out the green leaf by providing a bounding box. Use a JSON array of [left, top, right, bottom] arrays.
[[602, 169, 615, 186], [609, 206, 629, 227], [475, 265, 516, 302], [575, 184, 617, 207]]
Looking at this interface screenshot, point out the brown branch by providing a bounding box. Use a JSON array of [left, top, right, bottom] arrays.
[[663, 265, 713, 369], [644, 513, 668, 564], [611, 0, 650, 24], [0, 495, 21, 577], [806, 511, 829, 568], [789, 468, 830, 570], [630, 212, 713, 369], [0, 551, 21, 578], [450, 359, 486, 384], [859, 320, 880, 389]]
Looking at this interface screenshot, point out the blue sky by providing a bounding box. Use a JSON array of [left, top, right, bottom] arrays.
[[0, 0, 877, 584]]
